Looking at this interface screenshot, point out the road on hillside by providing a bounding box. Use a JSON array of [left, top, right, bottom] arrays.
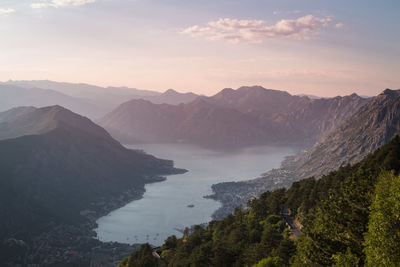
[[282, 207, 302, 238]]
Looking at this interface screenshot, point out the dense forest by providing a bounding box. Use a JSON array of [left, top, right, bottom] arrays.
[[119, 135, 400, 266]]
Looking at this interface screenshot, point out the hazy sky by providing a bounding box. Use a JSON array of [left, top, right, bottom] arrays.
[[1, 0, 399, 96]]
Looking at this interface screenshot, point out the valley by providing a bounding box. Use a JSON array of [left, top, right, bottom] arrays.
[[95, 144, 296, 246], [0, 85, 399, 266], [2, 2, 399, 265]]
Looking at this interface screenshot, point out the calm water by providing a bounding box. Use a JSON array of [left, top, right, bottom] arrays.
[[95, 143, 295, 246]]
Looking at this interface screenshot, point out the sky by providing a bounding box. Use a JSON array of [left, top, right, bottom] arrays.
[[0, 0, 399, 97]]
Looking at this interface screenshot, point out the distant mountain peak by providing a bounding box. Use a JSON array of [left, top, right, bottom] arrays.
[[36, 104, 84, 120], [123, 98, 156, 107], [164, 88, 178, 94], [237, 85, 266, 91], [381, 88, 400, 98], [236, 85, 290, 95], [220, 88, 235, 93], [162, 89, 199, 98], [214, 86, 280, 98], [349, 93, 360, 98]]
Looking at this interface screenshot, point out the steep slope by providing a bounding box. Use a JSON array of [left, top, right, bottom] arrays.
[[273, 93, 368, 145], [0, 84, 106, 119], [100, 86, 367, 148], [0, 105, 183, 240], [287, 88, 400, 178]]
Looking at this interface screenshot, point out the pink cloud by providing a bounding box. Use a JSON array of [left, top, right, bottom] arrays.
[[335, 22, 344, 28], [182, 15, 333, 43], [31, 0, 95, 9]]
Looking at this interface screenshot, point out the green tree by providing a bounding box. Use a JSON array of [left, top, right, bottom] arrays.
[[252, 256, 284, 267], [364, 172, 400, 266], [331, 247, 360, 267], [164, 235, 178, 249], [118, 243, 158, 267]]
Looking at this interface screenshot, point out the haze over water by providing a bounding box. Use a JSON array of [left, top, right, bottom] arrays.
[[95, 143, 295, 246]]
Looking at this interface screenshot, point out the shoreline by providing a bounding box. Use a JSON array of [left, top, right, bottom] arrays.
[[205, 168, 296, 221], [11, 171, 187, 266]]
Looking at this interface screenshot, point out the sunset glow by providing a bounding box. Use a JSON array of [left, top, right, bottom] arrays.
[[1, 0, 399, 96]]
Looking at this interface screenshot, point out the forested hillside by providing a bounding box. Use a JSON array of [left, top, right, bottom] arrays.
[[120, 136, 400, 266]]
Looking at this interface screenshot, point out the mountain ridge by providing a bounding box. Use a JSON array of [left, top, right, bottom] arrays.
[[99, 85, 368, 148]]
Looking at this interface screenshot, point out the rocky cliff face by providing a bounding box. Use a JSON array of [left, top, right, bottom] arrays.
[[286, 89, 400, 178]]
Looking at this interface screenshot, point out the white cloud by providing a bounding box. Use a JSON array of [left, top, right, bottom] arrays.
[[31, 0, 95, 9], [335, 22, 344, 28], [51, 0, 95, 7], [182, 15, 333, 43], [0, 8, 15, 14], [31, 3, 51, 9]]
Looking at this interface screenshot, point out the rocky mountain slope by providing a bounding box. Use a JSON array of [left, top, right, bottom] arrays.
[[285, 88, 400, 178], [100, 86, 368, 147]]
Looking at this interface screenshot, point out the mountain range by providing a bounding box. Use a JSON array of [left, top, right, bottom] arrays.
[[99, 85, 368, 148], [3, 80, 159, 107], [0, 81, 199, 119], [0, 84, 106, 119]]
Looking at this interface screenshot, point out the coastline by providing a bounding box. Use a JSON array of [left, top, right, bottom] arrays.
[[11, 169, 187, 266], [205, 168, 296, 221]]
